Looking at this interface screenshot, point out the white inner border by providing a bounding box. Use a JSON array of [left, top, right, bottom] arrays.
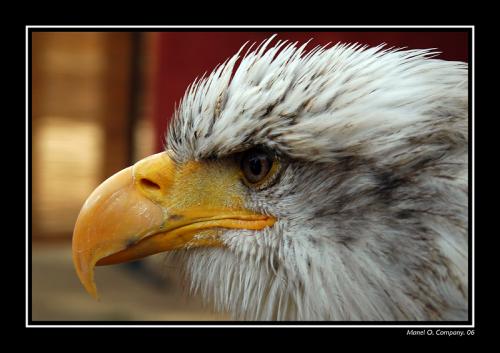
[[26, 25, 475, 328]]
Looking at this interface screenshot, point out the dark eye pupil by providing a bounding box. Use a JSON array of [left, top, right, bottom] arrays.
[[249, 157, 262, 176], [241, 148, 273, 184]]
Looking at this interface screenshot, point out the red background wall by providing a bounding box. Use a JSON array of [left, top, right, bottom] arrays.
[[151, 31, 469, 152]]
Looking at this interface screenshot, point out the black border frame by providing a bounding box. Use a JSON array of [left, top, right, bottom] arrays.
[[26, 25, 475, 330]]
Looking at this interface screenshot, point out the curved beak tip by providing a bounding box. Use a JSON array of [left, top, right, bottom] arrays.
[[82, 275, 100, 301], [72, 250, 99, 300], [86, 284, 100, 301]]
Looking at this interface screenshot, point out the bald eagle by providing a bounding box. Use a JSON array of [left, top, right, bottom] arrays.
[[72, 37, 468, 321]]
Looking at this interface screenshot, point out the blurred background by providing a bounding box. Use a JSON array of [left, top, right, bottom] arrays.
[[31, 30, 468, 321]]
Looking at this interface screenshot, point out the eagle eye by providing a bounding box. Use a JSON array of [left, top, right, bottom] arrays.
[[241, 148, 274, 185]]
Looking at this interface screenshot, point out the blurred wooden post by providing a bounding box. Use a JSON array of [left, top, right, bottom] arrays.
[[101, 32, 134, 179], [31, 32, 136, 240], [31, 32, 47, 238]]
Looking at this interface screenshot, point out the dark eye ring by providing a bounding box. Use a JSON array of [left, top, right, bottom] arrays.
[[241, 148, 274, 184]]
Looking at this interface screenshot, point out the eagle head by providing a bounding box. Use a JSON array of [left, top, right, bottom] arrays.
[[72, 37, 468, 320]]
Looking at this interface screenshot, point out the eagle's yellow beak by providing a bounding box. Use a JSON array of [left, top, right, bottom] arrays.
[[72, 152, 275, 299]]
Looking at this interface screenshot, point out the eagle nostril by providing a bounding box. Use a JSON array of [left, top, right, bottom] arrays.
[[139, 178, 161, 191]]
